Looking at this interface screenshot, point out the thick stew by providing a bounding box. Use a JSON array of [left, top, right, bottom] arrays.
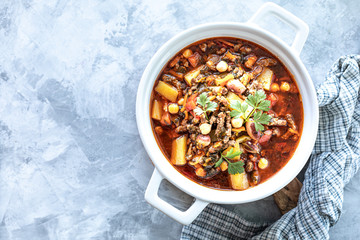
[[150, 37, 303, 190]]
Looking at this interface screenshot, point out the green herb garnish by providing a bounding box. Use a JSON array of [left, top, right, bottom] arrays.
[[230, 90, 272, 131], [214, 148, 244, 175], [230, 101, 248, 119], [245, 90, 271, 112], [194, 92, 218, 120], [253, 110, 272, 131]]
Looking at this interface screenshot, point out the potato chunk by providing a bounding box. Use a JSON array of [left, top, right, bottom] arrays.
[[230, 172, 249, 190], [257, 67, 273, 91], [184, 65, 205, 86], [170, 135, 187, 166], [155, 81, 178, 102], [151, 100, 162, 121]]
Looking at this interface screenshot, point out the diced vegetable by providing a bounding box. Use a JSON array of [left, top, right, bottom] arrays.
[[195, 167, 206, 177], [169, 56, 180, 67], [230, 172, 249, 190], [215, 73, 234, 86], [236, 135, 251, 144], [185, 93, 198, 111], [257, 67, 274, 91], [155, 81, 178, 102], [266, 93, 278, 108], [188, 52, 202, 67], [226, 79, 246, 94], [177, 98, 184, 105], [224, 51, 237, 61], [151, 100, 162, 121], [184, 65, 204, 86], [171, 135, 187, 166], [160, 111, 171, 126], [244, 54, 257, 68], [220, 161, 228, 171], [232, 126, 245, 133], [168, 69, 183, 80], [240, 73, 251, 86], [226, 92, 242, 103]]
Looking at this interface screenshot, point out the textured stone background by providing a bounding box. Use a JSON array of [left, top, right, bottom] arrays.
[[0, 0, 359, 239]]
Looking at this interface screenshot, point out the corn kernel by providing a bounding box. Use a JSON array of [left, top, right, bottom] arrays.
[[280, 82, 290, 92], [168, 103, 179, 114], [258, 158, 269, 169], [199, 123, 212, 135], [231, 118, 244, 128], [216, 61, 228, 72], [182, 49, 193, 58], [270, 83, 280, 92]]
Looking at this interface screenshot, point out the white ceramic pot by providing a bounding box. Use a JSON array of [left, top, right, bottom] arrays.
[[136, 2, 319, 225]]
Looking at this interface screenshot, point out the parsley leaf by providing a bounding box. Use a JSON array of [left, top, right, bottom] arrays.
[[257, 100, 271, 111], [245, 90, 269, 110], [195, 92, 218, 119], [254, 122, 264, 132], [224, 148, 241, 159], [215, 148, 244, 175], [252, 110, 272, 131], [214, 158, 223, 168], [193, 107, 204, 116], [230, 100, 248, 119], [228, 161, 245, 175], [207, 101, 218, 112], [197, 93, 208, 107]]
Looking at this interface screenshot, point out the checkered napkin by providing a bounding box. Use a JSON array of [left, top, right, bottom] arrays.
[[181, 55, 360, 240]]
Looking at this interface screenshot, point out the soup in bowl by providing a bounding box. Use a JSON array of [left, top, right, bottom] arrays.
[[151, 37, 303, 191]]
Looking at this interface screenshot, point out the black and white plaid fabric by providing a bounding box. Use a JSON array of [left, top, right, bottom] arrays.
[[181, 55, 360, 240]]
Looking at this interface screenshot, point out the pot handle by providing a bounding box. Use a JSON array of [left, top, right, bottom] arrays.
[[145, 168, 208, 225], [248, 2, 309, 55]]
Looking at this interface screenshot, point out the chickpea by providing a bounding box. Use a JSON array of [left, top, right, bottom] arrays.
[[280, 82, 290, 92], [231, 118, 244, 128], [258, 158, 269, 169], [270, 83, 280, 92], [216, 61, 228, 72], [182, 49, 193, 58], [199, 123, 212, 135], [168, 103, 179, 114]]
